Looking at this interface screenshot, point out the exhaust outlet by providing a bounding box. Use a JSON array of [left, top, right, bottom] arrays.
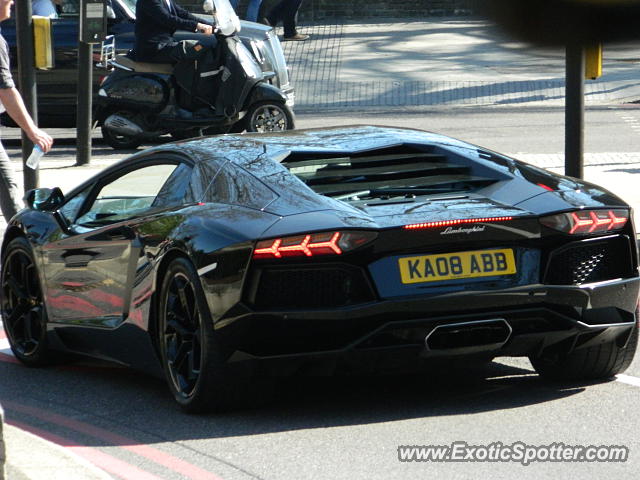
[[104, 114, 144, 137], [425, 318, 512, 355]]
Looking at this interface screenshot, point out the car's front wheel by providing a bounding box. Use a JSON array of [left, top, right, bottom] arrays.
[[158, 257, 240, 413], [1, 237, 52, 366], [530, 322, 638, 381]]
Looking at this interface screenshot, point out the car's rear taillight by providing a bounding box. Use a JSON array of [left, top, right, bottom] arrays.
[[540, 209, 628, 234], [253, 231, 377, 259]]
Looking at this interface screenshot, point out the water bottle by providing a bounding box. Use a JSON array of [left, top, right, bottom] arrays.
[[26, 145, 44, 169]]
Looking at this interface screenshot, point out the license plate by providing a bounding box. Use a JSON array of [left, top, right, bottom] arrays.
[[398, 248, 516, 284]]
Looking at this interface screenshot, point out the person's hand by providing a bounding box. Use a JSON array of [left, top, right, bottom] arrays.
[[196, 23, 213, 35], [27, 128, 53, 153]]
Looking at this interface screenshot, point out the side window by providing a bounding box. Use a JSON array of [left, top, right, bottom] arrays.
[[75, 163, 179, 227], [152, 163, 194, 209], [204, 162, 278, 210], [58, 184, 93, 224], [193, 162, 221, 201]]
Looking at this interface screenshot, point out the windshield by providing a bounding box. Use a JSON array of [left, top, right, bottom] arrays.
[[214, 0, 241, 35]]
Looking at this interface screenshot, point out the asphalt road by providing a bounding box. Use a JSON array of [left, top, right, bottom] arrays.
[[297, 104, 640, 154], [5, 104, 638, 156], [1, 339, 638, 480], [1, 107, 640, 480]]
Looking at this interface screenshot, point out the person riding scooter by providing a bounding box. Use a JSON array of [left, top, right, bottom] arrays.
[[134, 0, 215, 116], [97, 0, 295, 149]]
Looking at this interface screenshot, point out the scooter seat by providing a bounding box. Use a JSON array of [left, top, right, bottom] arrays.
[[114, 55, 174, 75]]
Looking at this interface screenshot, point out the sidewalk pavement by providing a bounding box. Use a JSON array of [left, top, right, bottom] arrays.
[[2, 424, 112, 480], [2, 17, 640, 480], [285, 18, 640, 109]]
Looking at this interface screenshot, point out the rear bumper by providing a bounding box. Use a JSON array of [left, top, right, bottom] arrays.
[[218, 276, 640, 365]]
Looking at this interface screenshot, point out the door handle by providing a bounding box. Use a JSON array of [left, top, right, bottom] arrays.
[[106, 225, 135, 240], [87, 225, 136, 241]]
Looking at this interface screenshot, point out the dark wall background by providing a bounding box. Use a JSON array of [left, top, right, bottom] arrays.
[[181, 0, 475, 19]]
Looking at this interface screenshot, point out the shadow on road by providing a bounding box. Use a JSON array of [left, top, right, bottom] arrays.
[[0, 356, 594, 446]]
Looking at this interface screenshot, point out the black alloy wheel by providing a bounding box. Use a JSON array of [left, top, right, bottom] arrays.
[[162, 268, 203, 400], [1, 237, 52, 366], [158, 257, 230, 412], [158, 257, 274, 412], [242, 101, 294, 133]]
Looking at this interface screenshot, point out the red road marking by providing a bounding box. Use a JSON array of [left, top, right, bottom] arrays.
[[0, 352, 18, 364], [4, 401, 224, 480], [7, 419, 164, 480], [0, 324, 18, 363]]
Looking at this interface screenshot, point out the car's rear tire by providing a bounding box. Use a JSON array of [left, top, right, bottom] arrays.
[[1, 237, 53, 366], [241, 101, 294, 133], [530, 322, 638, 381], [157, 257, 271, 413]]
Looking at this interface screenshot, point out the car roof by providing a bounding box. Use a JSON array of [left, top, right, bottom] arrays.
[[133, 125, 478, 167]]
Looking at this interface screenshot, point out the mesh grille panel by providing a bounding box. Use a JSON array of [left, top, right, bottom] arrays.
[[252, 266, 374, 309], [544, 237, 632, 285]]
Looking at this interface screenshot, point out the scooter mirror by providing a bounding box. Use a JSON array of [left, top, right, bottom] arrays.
[[213, 0, 241, 36]]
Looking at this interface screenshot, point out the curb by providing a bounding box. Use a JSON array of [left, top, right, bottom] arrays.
[[3, 424, 113, 480]]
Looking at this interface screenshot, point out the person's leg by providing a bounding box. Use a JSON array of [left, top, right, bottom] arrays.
[[246, 0, 263, 22], [146, 41, 209, 110], [282, 0, 304, 38], [149, 40, 203, 64], [266, 0, 285, 26], [0, 140, 21, 222]]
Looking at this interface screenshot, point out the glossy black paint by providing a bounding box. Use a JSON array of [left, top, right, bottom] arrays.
[[100, 70, 170, 112], [243, 82, 289, 108], [3, 126, 638, 377]]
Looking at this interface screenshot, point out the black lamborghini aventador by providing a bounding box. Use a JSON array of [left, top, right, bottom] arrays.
[[2, 126, 638, 412]]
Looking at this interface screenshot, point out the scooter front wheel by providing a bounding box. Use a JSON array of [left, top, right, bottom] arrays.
[[241, 101, 294, 133]]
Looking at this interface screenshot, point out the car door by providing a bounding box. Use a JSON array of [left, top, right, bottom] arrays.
[[41, 159, 189, 327]]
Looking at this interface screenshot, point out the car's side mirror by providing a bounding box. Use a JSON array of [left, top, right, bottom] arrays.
[[24, 187, 65, 212]]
